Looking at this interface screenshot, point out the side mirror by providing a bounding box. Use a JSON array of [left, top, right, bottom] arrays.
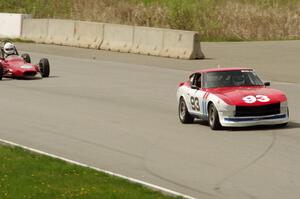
[[178, 82, 184, 87], [264, 82, 271, 86], [191, 85, 199, 90]]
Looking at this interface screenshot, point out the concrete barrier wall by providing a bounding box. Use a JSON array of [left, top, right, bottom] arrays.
[[46, 19, 75, 45], [0, 13, 31, 38], [22, 19, 49, 42], [131, 27, 164, 56], [21, 18, 205, 59], [73, 21, 104, 49], [101, 24, 133, 53], [161, 29, 205, 59]]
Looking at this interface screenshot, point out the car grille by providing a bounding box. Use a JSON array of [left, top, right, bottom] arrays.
[[24, 71, 37, 77], [235, 103, 280, 117]]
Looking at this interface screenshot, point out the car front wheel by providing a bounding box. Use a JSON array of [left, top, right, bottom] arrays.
[[178, 97, 194, 124], [39, 58, 50, 77], [208, 103, 222, 130]]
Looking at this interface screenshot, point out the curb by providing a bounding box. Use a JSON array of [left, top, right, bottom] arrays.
[[0, 138, 195, 199]]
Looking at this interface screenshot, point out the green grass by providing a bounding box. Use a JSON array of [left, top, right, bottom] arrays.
[[0, 144, 181, 199], [0, 37, 34, 43], [0, 0, 70, 18], [0, 0, 299, 41]]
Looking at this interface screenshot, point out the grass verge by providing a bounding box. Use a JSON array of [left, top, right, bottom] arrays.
[[0, 0, 299, 41], [0, 38, 34, 43], [0, 144, 181, 199]]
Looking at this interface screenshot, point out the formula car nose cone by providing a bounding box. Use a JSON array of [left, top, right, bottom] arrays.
[[23, 71, 37, 77]]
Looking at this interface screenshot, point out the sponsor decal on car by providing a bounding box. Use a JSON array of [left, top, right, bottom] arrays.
[[20, 65, 33, 69]]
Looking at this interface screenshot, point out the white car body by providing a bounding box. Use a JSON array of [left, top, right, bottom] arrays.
[[177, 68, 289, 129]]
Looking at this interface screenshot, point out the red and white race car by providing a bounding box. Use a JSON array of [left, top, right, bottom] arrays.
[[0, 42, 50, 80], [177, 68, 289, 130]]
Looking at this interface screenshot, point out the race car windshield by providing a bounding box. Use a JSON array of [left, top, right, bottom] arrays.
[[203, 70, 264, 88]]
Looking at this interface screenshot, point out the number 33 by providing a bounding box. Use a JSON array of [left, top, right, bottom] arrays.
[[243, 95, 270, 103]]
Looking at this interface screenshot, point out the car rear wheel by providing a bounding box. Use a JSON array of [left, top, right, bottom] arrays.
[[178, 97, 194, 124], [39, 58, 50, 77], [208, 103, 222, 130], [21, 53, 31, 63]]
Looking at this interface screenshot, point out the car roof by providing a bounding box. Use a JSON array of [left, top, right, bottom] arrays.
[[193, 67, 253, 74]]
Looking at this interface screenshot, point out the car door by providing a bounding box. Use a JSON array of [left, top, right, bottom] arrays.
[[187, 73, 207, 117]]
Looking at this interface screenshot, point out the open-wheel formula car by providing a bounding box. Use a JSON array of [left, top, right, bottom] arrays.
[[0, 41, 50, 80], [177, 67, 289, 130]]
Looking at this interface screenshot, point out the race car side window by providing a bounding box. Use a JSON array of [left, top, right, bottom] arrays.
[[189, 74, 195, 85], [195, 73, 202, 88], [190, 73, 201, 89]]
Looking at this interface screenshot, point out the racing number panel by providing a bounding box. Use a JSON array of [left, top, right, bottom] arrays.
[[188, 72, 203, 114], [190, 97, 200, 111]]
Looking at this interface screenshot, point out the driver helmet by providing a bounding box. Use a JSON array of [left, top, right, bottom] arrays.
[[232, 74, 245, 86], [3, 42, 16, 56]]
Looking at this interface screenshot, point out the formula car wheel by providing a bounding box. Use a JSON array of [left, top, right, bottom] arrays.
[[178, 97, 194, 124], [208, 103, 222, 130], [21, 53, 31, 63], [0, 64, 3, 80], [39, 58, 50, 78]]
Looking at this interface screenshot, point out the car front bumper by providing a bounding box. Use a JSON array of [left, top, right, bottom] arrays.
[[218, 105, 289, 127]]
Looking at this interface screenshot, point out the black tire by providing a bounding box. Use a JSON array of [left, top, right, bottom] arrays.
[[39, 58, 50, 78], [21, 53, 31, 63], [178, 97, 194, 124], [208, 103, 222, 130], [0, 64, 3, 81]]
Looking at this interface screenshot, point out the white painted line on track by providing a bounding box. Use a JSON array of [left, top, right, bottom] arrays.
[[0, 138, 195, 199]]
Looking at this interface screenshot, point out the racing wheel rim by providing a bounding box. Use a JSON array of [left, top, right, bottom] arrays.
[[179, 100, 186, 120], [209, 106, 215, 126]]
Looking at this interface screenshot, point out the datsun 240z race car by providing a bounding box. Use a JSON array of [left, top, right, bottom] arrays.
[[177, 68, 289, 130], [0, 42, 50, 80]]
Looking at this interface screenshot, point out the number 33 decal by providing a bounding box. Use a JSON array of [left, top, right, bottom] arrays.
[[243, 95, 270, 104]]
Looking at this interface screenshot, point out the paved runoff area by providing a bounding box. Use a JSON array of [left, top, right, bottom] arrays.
[[0, 41, 300, 199]]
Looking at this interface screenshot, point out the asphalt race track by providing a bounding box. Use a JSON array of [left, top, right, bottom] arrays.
[[1, 41, 300, 199]]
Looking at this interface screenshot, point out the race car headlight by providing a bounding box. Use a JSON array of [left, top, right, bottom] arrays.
[[216, 104, 235, 117], [281, 101, 288, 108], [280, 101, 288, 114], [216, 102, 235, 112]]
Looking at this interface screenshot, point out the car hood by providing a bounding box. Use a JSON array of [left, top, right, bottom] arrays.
[[207, 86, 287, 106]]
